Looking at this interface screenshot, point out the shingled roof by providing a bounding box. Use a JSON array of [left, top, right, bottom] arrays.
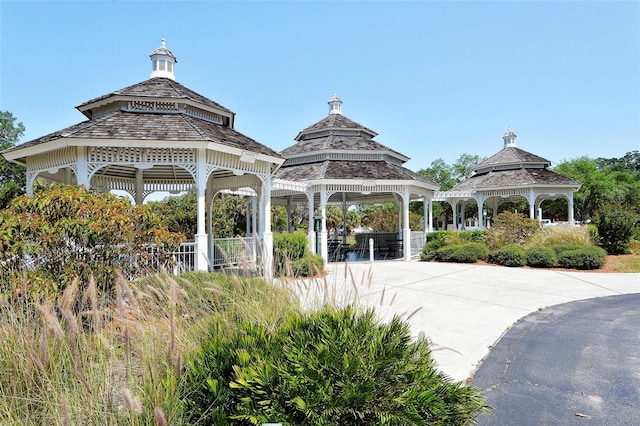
[[473, 146, 550, 174], [3, 110, 281, 160], [276, 160, 435, 184], [275, 95, 437, 189], [450, 167, 581, 191], [76, 77, 233, 118], [448, 130, 580, 192]]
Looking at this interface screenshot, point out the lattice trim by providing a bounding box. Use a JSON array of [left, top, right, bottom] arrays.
[[88, 146, 196, 164]]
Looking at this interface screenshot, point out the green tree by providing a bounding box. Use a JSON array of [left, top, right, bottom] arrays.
[[0, 111, 26, 209], [554, 154, 640, 221], [361, 203, 398, 232], [595, 204, 636, 254], [418, 154, 486, 230], [148, 192, 249, 239]]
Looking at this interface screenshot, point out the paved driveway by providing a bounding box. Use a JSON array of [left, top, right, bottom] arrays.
[[308, 261, 640, 382], [472, 294, 640, 425]]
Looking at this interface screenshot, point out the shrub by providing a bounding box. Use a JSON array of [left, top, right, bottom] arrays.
[[556, 246, 607, 270], [0, 184, 184, 298], [273, 232, 313, 276], [181, 306, 488, 425], [436, 243, 488, 263], [421, 239, 446, 261], [487, 245, 527, 267], [595, 204, 637, 254], [525, 225, 596, 248], [485, 211, 540, 250], [526, 246, 558, 268], [459, 230, 487, 243], [425, 231, 449, 244], [291, 252, 324, 277], [552, 244, 584, 256]]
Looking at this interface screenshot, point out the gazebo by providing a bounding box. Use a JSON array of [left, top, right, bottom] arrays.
[[1, 40, 284, 275], [272, 95, 440, 262], [435, 129, 582, 229]]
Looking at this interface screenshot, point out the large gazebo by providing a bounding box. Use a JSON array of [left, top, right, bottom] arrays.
[[1, 40, 284, 275], [435, 129, 582, 229], [272, 95, 440, 262]]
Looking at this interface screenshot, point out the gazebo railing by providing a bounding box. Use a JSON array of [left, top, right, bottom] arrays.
[[410, 231, 426, 258], [211, 237, 258, 269]]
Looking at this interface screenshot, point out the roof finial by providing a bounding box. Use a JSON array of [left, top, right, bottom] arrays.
[[150, 38, 177, 80], [502, 127, 517, 148], [328, 93, 342, 115]]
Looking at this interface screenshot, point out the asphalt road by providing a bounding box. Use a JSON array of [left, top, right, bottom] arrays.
[[472, 293, 640, 425]]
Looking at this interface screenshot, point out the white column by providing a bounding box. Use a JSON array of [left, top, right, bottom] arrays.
[[76, 146, 89, 188], [423, 198, 428, 233], [194, 148, 208, 272], [528, 190, 536, 219], [568, 193, 576, 226], [206, 189, 214, 267], [135, 169, 144, 205], [460, 200, 466, 230], [402, 189, 411, 261], [342, 192, 348, 242], [320, 187, 328, 262], [307, 192, 315, 254], [428, 197, 434, 232], [261, 173, 273, 280]]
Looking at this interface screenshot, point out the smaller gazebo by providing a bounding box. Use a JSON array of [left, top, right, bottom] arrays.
[[273, 95, 440, 262], [435, 129, 582, 228]]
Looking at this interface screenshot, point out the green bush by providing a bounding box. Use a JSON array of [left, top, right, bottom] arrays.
[[552, 244, 584, 256], [436, 243, 488, 263], [421, 239, 446, 261], [459, 230, 486, 243], [526, 246, 558, 268], [485, 211, 540, 250], [181, 306, 488, 425], [273, 232, 314, 276], [595, 204, 637, 254], [487, 245, 527, 267], [425, 231, 449, 244], [556, 246, 607, 270], [291, 252, 324, 277]]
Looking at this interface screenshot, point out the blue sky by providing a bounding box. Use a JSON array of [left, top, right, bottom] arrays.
[[1, 1, 638, 171]]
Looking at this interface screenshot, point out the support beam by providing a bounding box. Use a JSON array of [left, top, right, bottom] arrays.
[[194, 148, 208, 272]]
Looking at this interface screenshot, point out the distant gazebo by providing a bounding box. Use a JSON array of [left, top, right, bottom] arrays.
[[273, 95, 440, 262], [1, 40, 284, 274], [435, 129, 582, 229]]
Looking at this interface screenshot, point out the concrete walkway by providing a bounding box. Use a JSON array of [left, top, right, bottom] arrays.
[[299, 260, 640, 382]]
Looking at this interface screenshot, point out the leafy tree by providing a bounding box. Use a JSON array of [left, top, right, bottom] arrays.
[[0, 184, 184, 298], [0, 110, 26, 209], [361, 203, 398, 232], [554, 154, 640, 221], [453, 153, 484, 182], [595, 204, 637, 254], [148, 192, 250, 239], [148, 191, 198, 239]]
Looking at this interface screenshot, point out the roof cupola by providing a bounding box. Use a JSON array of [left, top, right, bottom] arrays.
[[150, 38, 177, 80], [328, 93, 343, 115], [502, 127, 517, 148]]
